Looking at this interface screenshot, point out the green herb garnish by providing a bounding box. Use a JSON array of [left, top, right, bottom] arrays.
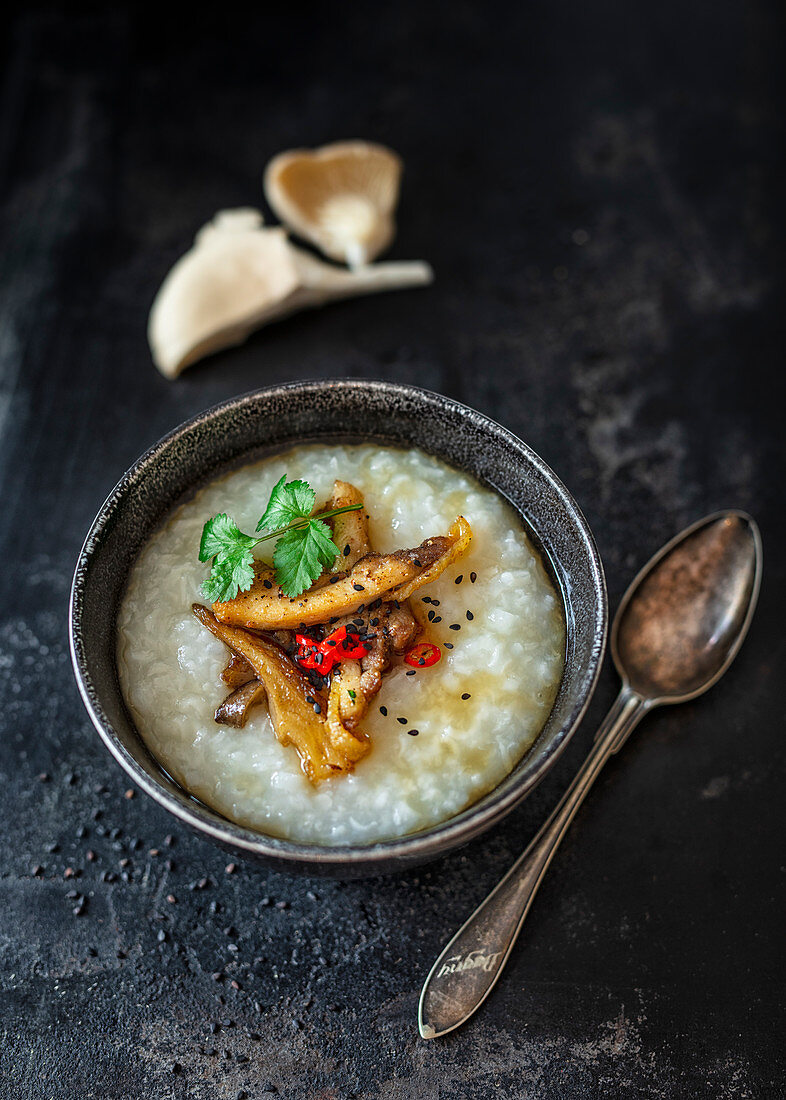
[[199, 476, 362, 602]]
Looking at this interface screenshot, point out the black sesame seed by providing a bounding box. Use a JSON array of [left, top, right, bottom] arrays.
[[467, 610, 474, 621], [422, 596, 432, 604], [313, 703, 321, 714], [414, 559, 422, 567], [263, 579, 273, 589], [343, 544, 351, 556], [406, 670, 416, 677], [445, 642, 454, 649], [370, 617, 379, 626], [431, 599, 440, 606], [379, 706, 388, 716], [449, 623, 461, 631], [353, 618, 364, 627], [397, 717, 407, 725], [427, 610, 435, 621], [462, 692, 471, 700], [433, 616, 442, 623], [352, 583, 365, 592], [329, 574, 341, 583], [470, 571, 477, 583], [455, 575, 463, 584], [407, 729, 419, 737]]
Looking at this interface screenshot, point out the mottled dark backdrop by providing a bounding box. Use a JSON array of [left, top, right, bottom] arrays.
[[0, 3, 783, 1098]]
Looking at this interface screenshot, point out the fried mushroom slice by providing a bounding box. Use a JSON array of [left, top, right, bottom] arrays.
[[213, 517, 472, 631], [220, 652, 256, 690], [214, 680, 267, 728], [192, 605, 367, 782], [331, 658, 366, 726], [324, 601, 421, 729], [328, 480, 371, 568], [385, 517, 473, 602]]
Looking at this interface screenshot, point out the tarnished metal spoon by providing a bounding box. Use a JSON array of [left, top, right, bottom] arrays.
[[419, 511, 762, 1040]]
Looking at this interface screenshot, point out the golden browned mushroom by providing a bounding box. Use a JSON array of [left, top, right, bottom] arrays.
[[220, 652, 256, 690], [192, 605, 367, 781], [214, 680, 267, 728], [328, 480, 372, 568], [213, 518, 473, 631]]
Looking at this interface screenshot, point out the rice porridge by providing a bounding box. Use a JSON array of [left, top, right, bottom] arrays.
[[117, 444, 565, 845]]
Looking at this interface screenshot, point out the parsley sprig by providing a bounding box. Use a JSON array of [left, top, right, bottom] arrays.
[[198, 476, 362, 602]]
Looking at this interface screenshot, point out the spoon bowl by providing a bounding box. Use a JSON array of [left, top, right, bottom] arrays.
[[613, 511, 762, 704]]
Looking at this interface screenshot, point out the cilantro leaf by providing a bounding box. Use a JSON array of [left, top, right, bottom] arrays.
[[198, 480, 364, 603], [198, 513, 258, 602], [199, 513, 257, 563], [199, 548, 256, 603], [273, 519, 337, 597], [256, 476, 316, 533]]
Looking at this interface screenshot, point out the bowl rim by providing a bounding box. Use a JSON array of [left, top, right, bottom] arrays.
[[69, 378, 607, 872]]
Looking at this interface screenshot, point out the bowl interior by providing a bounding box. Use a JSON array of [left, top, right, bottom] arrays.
[[70, 380, 607, 875]]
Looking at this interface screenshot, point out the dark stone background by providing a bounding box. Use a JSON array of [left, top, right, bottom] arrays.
[[1, 3, 783, 1097]]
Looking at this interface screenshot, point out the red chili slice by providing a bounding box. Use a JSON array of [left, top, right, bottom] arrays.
[[295, 624, 371, 674], [404, 642, 442, 668]]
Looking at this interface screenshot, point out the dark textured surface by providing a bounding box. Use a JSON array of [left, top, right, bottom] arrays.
[[1, 3, 784, 1097], [70, 380, 607, 876]]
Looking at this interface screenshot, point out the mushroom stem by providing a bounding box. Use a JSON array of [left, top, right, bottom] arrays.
[[294, 250, 434, 301]]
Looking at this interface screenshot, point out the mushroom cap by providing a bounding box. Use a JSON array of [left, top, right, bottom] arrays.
[[264, 140, 403, 268], [148, 210, 302, 377]]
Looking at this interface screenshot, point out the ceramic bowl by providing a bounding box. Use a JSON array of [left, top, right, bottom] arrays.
[[70, 380, 607, 877]]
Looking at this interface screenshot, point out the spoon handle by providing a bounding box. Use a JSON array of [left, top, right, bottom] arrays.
[[418, 685, 649, 1039]]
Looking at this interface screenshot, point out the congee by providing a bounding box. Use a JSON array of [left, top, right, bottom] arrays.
[[117, 444, 565, 845]]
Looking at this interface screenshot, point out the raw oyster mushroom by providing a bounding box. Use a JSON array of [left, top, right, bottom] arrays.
[[264, 140, 403, 268], [148, 208, 432, 378]]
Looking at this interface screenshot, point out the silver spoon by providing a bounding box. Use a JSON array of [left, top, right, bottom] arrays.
[[419, 510, 762, 1040]]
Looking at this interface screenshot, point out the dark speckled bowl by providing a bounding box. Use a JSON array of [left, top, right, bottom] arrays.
[[69, 380, 607, 877]]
